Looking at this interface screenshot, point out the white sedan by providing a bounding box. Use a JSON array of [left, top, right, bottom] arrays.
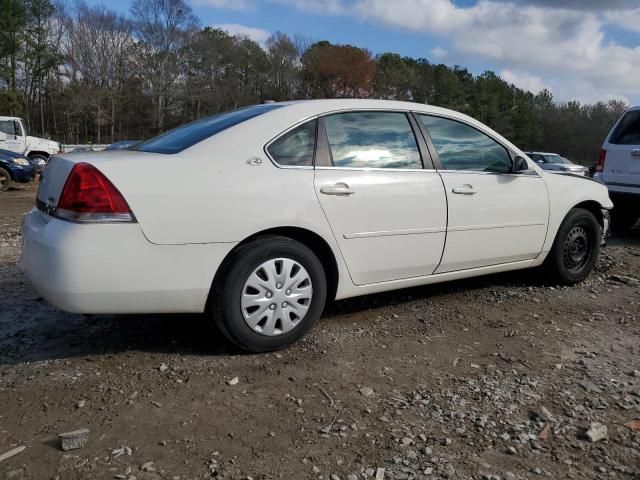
[[22, 100, 612, 352]]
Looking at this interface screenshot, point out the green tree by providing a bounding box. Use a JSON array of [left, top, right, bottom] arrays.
[[0, 0, 27, 114]]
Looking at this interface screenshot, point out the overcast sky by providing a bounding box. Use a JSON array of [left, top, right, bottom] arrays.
[[91, 0, 640, 104]]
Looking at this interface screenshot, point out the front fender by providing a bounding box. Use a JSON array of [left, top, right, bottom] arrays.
[[538, 172, 612, 257]]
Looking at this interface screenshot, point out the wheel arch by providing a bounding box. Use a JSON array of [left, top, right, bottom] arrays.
[[27, 151, 50, 159], [209, 226, 340, 308], [536, 199, 607, 267], [0, 164, 14, 181], [570, 200, 605, 228]]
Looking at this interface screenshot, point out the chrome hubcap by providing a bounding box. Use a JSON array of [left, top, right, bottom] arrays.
[[241, 258, 313, 336], [563, 225, 591, 273]]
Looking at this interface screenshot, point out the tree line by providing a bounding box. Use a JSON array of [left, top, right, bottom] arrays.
[[0, 0, 628, 165]]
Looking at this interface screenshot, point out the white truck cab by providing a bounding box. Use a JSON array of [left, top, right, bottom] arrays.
[[0, 116, 61, 167]]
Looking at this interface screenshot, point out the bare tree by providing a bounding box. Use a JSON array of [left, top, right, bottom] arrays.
[[64, 2, 134, 142], [265, 32, 301, 100], [130, 0, 197, 132]]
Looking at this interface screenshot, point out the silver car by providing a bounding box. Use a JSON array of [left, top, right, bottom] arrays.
[[525, 152, 587, 176]]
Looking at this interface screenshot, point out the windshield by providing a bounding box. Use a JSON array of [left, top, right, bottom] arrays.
[[543, 154, 570, 164], [133, 104, 284, 154]]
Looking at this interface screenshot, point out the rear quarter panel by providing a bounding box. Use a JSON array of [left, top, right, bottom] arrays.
[[92, 112, 338, 248]]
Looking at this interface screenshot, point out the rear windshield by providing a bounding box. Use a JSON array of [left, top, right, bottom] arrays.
[[133, 104, 283, 154], [610, 110, 640, 145]]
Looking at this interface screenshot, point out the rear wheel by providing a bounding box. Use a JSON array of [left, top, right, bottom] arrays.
[[211, 236, 327, 352], [544, 208, 601, 284], [0, 167, 12, 192]]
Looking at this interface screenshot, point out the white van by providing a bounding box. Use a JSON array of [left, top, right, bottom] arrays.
[[594, 106, 640, 230]]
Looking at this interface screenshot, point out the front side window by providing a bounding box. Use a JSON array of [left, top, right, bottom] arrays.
[[610, 110, 640, 145], [0, 120, 14, 136], [418, 115, 511, 173], [267, 120, 316, 167], [323, 111, 422, 169], [134, 104, 283, 154]]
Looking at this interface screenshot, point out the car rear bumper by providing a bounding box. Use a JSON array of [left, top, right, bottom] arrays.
[[593, 175, 640, 197], [20, 209, 235, 314]]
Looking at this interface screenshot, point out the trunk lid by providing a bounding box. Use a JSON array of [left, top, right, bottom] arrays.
[[602, 143, 640, 186], [37, 150, 153, 211]]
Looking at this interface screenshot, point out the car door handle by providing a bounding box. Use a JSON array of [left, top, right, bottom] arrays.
[[320, 183, 356, 196], [632, 149, 640, 157], [452, 185, 477, 195]]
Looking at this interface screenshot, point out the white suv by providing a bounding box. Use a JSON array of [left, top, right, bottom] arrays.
[[595, 106, 640, 229]]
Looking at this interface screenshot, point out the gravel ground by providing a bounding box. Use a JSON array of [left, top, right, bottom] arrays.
[[1, 182, 640, 480]]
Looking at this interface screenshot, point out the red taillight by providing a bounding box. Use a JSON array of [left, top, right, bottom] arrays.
[[56, 163, 134, 223], [596, 149, 606, 173]]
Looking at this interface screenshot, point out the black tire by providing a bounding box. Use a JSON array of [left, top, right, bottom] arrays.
[[210, 236, 327, 352], [28, 153, 48, 174], [544, 208, 601, 284], [28, 153, 48, 162], [0, 167, 12, 192]]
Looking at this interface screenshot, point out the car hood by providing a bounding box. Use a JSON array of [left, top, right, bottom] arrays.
[[26, 136, 59, 153]]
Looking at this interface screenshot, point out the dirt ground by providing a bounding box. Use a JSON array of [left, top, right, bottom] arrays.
[[1, 182, 639, 480]]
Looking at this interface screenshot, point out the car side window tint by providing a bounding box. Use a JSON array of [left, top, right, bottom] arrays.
[[0, 120, 14, 136], [134, 104, 283, 154], [418, 115, 511, 173], [610, 110, 640, 145], [324, 111, 422, 169], [267, 119, 317, 167]]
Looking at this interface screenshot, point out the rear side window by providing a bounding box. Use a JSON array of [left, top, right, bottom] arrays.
[[418, 114, 511, 173], [610, 111, 640, 145], [134, 104, 283, 154], [323, 111, 422, 169], [267, 120, 317, 167]]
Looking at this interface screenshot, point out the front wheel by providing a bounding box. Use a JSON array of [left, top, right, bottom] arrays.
[[28, 153, 48, 173], [211, 236, 327, 352], [544, 208, 601, 284], [0, 167, 12, 192]]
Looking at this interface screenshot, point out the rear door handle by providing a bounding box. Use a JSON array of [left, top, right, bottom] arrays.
[[320, 183, 356, 196], [632, 149, 640, 157], [452, 185, 477, 195]]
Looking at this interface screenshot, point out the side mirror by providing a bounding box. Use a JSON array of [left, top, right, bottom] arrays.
[[512, 156, 529, 173]]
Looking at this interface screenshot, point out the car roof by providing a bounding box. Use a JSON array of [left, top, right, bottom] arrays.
[[247, 99, 525, 154], [525, 151, 559, 155], [267, 99, 473, 116]]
